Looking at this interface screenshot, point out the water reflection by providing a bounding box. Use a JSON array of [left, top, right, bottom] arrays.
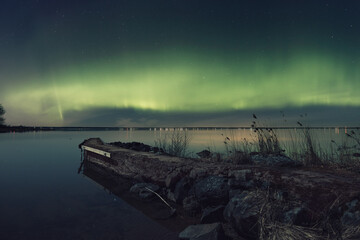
[[0, 132, 178, 240], [0, 128, 358, 239], [82, 162, 194, 234]]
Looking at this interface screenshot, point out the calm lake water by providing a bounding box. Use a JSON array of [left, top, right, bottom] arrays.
[[0, 128, 352, 239], [0, 131, 179, 240]]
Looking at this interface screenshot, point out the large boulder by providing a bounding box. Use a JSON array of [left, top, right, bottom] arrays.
[[189, 168, 207, 179], [228, 189, 242, 199], [224, 191, 263, 238], [174, 177, 193, 204], [183, 196, 201, 217], [196, 150, 213, 158], [201, 205, 225, 224], [341, 199, 360, 226], [228, 178, 255, 190], [227, 169, 255, 190], [165, 170, 183, 189], [129, 182, 160, 200], [228, 169, 252, 182], [194, 176, 229, 206], [179, 223, 225, 240], [251, 154, 301, 167], [167, 190, 176, 202]]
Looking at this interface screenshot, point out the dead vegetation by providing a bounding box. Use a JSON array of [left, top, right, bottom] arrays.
[[216, 114, 360, 173], [154, 129, 191, 158], [256, 190, 360, 240]]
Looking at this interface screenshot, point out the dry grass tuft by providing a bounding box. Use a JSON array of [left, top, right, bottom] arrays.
[[257, 189, 324, 240], [154, 129, 191, 157], [251, 115, 283, 155], [260, 223, 323, 240], [222, 130, 255, 164], [226, 188, 359, 239], [342, 225, 360, 239]]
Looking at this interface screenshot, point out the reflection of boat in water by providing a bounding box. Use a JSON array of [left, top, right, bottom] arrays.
[[82, 161, 197, 233], [78, 138, 222, 237]]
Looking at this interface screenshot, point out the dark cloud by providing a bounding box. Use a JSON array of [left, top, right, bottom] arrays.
[[62, 106, 360, 127]]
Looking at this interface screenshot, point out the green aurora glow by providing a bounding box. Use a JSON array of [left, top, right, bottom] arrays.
[[1, 1, 360, 126], [3, 49, 360, 125]]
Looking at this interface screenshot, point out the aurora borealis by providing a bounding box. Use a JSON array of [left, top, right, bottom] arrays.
[[1, 0, 360, 126]]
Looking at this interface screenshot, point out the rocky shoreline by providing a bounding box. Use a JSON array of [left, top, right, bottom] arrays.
[[80, 138, 360, 240]]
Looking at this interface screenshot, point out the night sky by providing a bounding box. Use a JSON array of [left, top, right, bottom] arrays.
[[1, 0, 360, 127]]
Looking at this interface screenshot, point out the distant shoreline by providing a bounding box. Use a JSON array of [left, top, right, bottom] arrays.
[[1, 125, 359, 133], [0, 126, 121, 133]]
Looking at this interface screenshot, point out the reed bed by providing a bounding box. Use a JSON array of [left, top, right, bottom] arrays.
[[220, 117, 360, 171], [154, 129, 192, 158]]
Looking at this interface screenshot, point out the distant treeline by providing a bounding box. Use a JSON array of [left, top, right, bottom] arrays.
[[0, 126, 121, 133], [1, 125, 359, 133]]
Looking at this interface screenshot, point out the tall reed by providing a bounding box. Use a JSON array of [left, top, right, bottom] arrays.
[[251, 114, 283, 155], [222, 129, 256, 163], [154, 129, 191, 158]]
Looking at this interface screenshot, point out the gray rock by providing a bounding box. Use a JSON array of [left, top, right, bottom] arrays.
[[224, 191, 261, 238], [167, 190, 176, 202], [228, 189, 242, 199], [183, 196, 201, 217], [189, 168, 207, 179], [228, 169, 252, 182], [201, 205, 225, 224], [260, 180, 271, 190], [165, 170, 182, 189], [179, 223, 225, 240], [228, 178, 255, 190], [138, 190, 154, 200], [211, 152, 221, 162], [130, 183, 160, 200], [273, 190, 289, 201], [227, 170, 254, 190], [196, 150, 213, 158], [130, 182, 160, 194], [194, 176, 229, 206], [174, 177, 192, 204], [341, 199, 360, 226], [251, 154, 301, 167], [133, 174, 144, 182]]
